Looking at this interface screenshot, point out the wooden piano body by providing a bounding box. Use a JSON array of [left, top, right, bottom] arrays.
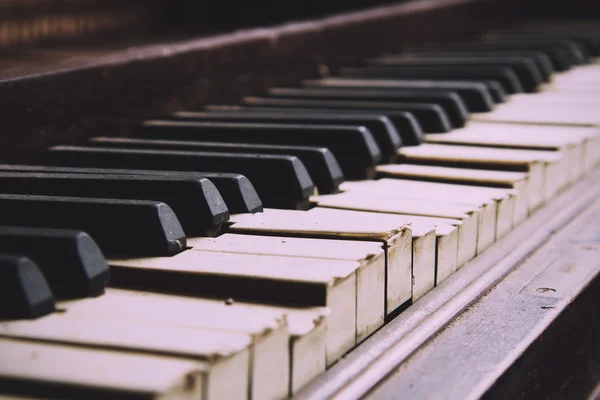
[[0, 0, 599, 399]]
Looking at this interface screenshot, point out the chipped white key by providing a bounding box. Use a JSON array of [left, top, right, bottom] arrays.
[[375, 164, 530, 225], [228, 209, 412, 316], [0, 338, 205, 400], [59, 289, 295, 399], [109, 251, 358, 366], [0, 320, 250, 400], [188, 234, 384, 343]]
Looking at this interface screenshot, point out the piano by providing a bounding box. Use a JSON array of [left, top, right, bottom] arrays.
[[0, 0, 598, 399]]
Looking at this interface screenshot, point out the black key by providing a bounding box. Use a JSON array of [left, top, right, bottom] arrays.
[[369, 56, 543, 93], [45, 146, 315, 210], [0, 165, 262, 215], [402, 51, 555, 80], [266, 87, 469, 128], [137, 120, 381, 180], [242, 96, 450, 136], [0, 172, 229, 237], [0, 227, 109, 299], [304, 78, 496, 111], [88, 137, 343, 195], [171, 110, 402, 162], [341, 65, 524, 94], [471, 37, 588, 66], [0, 194, 186, 257], [212, 105, 426, 146], [483, 80, 507, 103], [0, 254, 55, 319]]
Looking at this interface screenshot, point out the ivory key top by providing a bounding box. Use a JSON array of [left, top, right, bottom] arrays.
[[108, 251, 359, 366], [341, 178, 514, 240], [188, 233, 385, 343], [375, 164, 530, 225], [0, 338, 205, 400], [397, 143, 566, 208], [59, 288, 308, 398], [228, 209, 413, 316]]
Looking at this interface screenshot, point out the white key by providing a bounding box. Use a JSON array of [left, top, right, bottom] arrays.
[[425, 121, 595, 182], [109, 251, 358, 366], [59, 289, 300, 398], [305, 208, 462, 286], [0, 321, 248, 400], [229, 209, 413, 315], [341, 178, 513, 240], [0, 338, 206, 400], [375, 164, 530, 225], [188, 234, 384, 343], [398, 143, 565, 208]]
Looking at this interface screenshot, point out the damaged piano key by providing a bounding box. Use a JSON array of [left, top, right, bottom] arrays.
[[0, 254, 56, 319], [0, 172, 229, 237], [109, 251, 362, 366], [241, 97, 451, 135], [266, 87, 470, 128], [0, 194, 186, 256], [45, 146, 315, 210], [88, 137, 344, 194], [0, 226, 109, 298], [171, 110, 402, 163], [340, 65, 524, 94], [137, 120, 381, 180], [0, 165, 262, 215]]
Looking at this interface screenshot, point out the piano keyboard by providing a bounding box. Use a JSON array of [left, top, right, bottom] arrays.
[[1, 20, 600, 400]]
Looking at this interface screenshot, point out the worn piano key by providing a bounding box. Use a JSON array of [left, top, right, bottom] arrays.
[[45, 146, 314, 210], [397, 144, 567, 209], [242, 97, 451, 134], [310, 191, 488, 257], [0, 227, 108, 299], [227, 209, 412, 313], [304, 78, 496, 111], [0, 195, 186, 257], [0, 339, 205, 400], [424, 121, 594, 182], [109, 251, 360, 365], [341, 178, 514, 240], [266, 87, 470, 128], [138, 120, 380, 180], [0, 313, 280, 400], [171, 110, 402, 162], [340, 65, 524, 94], [0, 165, 262, 215], [59, 289, 322, 397], [305, 208, 461, 286], [370, 56, 544, 92], [0, 255, 55, 320], [376, 164, 530, 226], [188, 233, 385, 342], [88, 137, 343, 195], [228, 209, 436, 302], [0, 172, 229, 237]]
